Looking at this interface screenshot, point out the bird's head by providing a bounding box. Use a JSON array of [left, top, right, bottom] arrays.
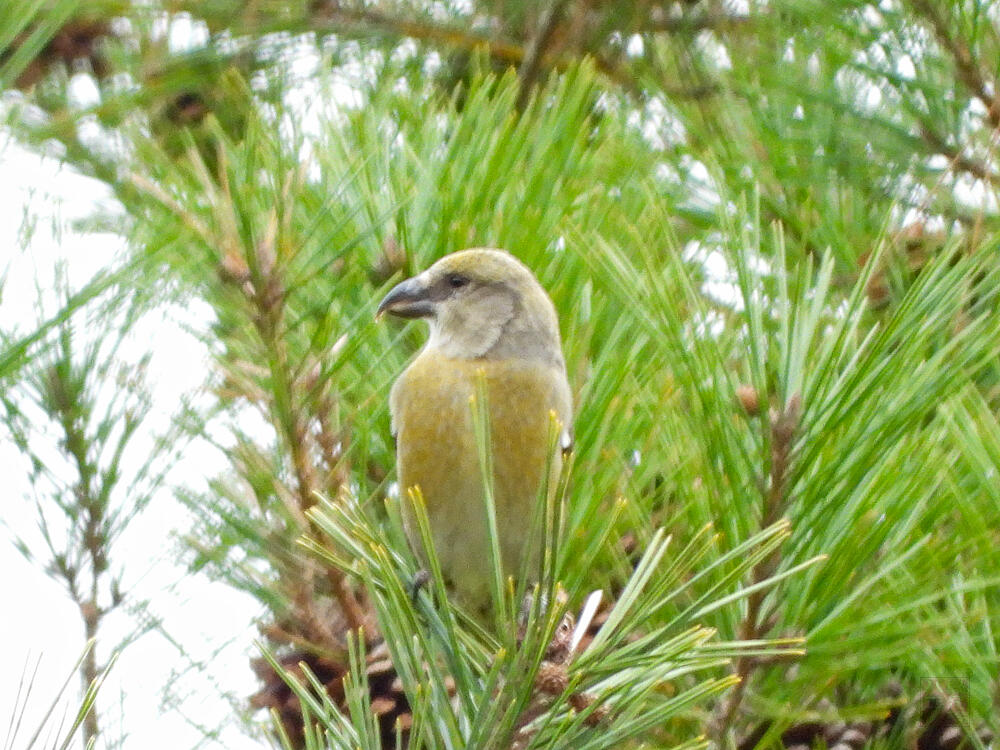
[[376, 248, 563, 363]]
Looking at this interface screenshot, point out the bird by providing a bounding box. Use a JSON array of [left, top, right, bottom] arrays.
[[377, 248, 572, 617]]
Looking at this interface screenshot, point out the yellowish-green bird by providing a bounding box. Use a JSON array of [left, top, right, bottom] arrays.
[[377, 248, 572, 616]]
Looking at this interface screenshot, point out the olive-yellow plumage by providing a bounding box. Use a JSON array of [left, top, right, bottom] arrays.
[[378, 248, 572, 613]]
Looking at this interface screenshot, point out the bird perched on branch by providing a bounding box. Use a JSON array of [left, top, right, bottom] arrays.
[[377, 248, 572, 617]]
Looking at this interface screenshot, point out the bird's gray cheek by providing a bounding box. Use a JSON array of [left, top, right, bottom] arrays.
[[441, 290, 515, 358], [469, 292, 515, 352]]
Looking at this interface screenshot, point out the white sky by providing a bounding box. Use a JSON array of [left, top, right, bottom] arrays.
[[0, 17, 359, 747], [0, 136, 265, 750]]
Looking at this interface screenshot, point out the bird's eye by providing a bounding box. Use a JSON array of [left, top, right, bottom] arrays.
[[446, 273, 469, 289]]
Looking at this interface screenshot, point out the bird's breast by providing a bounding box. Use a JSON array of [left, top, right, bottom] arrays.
[[389, 350, 569, 604]]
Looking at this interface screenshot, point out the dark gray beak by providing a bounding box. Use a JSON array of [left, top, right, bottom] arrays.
[[376, 276, 434, 320]]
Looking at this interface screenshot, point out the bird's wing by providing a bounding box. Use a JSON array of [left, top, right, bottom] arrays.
[[388, 374, 404, 439]]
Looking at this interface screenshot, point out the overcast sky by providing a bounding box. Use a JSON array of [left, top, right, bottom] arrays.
[[0, 17, 369, 746], [1, 135, 265, 750]]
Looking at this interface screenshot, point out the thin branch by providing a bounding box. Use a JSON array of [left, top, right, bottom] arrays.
[[715, 394, 801, 741], [918, 124, 1000, 187], [231, 190, 368, 634], [909, 0, 1000, 130], [309, 3, 640, 92], [646, 9, 754, 34], [517, 0, 572, 108]]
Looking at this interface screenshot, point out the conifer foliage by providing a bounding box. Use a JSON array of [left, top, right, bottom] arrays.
[[3, 1, 1000, 748]]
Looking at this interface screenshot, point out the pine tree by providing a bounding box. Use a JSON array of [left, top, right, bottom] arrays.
[[3, 1, 999, 748]]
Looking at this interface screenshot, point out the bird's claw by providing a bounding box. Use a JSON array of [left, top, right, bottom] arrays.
[[408, 568, 431, 604]]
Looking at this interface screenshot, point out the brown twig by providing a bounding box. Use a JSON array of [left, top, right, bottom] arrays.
[[40, 358, 139, 747], [909, 0, 1000, 130], [510, 603, 609, 749], [243, 212, 368, 633], [517, 0, 572, 108], [52, 376, 105, 746], [715, 393, 801, 741], [134, 162, 370, 638], [309, 2, 641, 93], [918, 124, 1000, 187], [646, 9, 754, 34]]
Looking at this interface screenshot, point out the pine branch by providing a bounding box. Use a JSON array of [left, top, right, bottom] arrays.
[[918, 124, 1000, 187], [308, 1, 641, 92], [909, 0, 1000, 131], [715, 394, 801, 742], [516, 0, 572, 108], [219, 176, 368, 635]]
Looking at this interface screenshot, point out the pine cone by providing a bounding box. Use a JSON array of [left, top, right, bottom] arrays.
[[250, 640, 413, 748], [8, 18, 112, 89], [739, 690, 993, 750]]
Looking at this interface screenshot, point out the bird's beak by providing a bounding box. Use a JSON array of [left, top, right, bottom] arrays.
[[376, 276, 435, 320]]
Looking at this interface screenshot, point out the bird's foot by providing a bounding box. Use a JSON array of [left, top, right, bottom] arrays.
[[408, 568, 431, 604]]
